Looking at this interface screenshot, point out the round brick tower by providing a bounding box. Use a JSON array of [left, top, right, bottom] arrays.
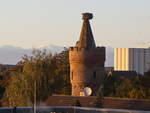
[[69, 13, 106, 96]]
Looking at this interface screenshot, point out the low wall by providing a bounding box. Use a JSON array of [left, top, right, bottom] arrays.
[[45, 96, 150, 111]]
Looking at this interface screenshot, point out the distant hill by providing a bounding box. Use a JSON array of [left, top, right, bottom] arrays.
[[0, 45, 114, 67], [0, 45, 64, 65]]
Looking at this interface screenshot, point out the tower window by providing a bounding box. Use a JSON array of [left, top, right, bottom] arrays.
[[72, 71, 73, 80], [93, 71, 96, 79]]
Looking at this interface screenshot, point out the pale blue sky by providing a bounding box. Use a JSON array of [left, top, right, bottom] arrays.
[[0, 0, 150, 48]]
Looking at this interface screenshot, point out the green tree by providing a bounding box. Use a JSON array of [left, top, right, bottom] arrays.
[[54, 48, 71, 95], [3, 72, 30, 107], [2, 48, 71, 106], [3, 50, 53, 106], [115, 77, 145, 98], [103, 73, 149, 99]]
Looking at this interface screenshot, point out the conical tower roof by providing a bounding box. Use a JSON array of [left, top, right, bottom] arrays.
[[76, 13, 96, 48]]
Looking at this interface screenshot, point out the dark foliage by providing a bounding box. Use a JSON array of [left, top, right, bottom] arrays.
[[103, 72, 150, 99], [72, 100, 82, 107], [94, 93, 103, 108]]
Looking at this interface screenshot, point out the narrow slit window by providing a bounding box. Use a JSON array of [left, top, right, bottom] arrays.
[[72, 71, 73, 80], [93, 71, 96, 79]]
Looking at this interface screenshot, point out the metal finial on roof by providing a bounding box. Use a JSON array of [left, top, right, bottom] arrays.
[[82, 13, 93, 20]]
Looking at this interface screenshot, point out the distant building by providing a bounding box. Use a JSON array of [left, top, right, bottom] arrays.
[[108, 70, 137, 78], [114, 48, 150, 75], [69, 13, 105, 96]]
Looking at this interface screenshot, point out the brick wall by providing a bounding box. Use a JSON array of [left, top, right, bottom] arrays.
[[45, 96, 150, 111]]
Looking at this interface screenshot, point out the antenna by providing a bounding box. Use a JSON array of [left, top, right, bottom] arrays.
[[82, 87, 92, 96], [34, 81, 36, 113]]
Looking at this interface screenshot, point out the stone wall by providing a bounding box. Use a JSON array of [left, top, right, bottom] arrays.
[[69, 47, 105, 96]]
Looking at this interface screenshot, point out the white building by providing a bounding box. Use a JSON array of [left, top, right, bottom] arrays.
[[114, 47, 150, 75]]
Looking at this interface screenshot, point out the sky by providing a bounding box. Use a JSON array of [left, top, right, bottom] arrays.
[[0, 0, 150, 48]]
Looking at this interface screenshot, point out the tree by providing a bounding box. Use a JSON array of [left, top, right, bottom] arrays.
[[94, 92, 103, 108], [3, 72, 30, 107], [103, 75, 120, 97], [115, 77, 146, 99], [72, 100, 81, 107], [54, 48, 71, 95], [0, 64, 16, 101], [103, 73, 150, 99], [3, 50, 53, 106], [2, 48, 72, 106]]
